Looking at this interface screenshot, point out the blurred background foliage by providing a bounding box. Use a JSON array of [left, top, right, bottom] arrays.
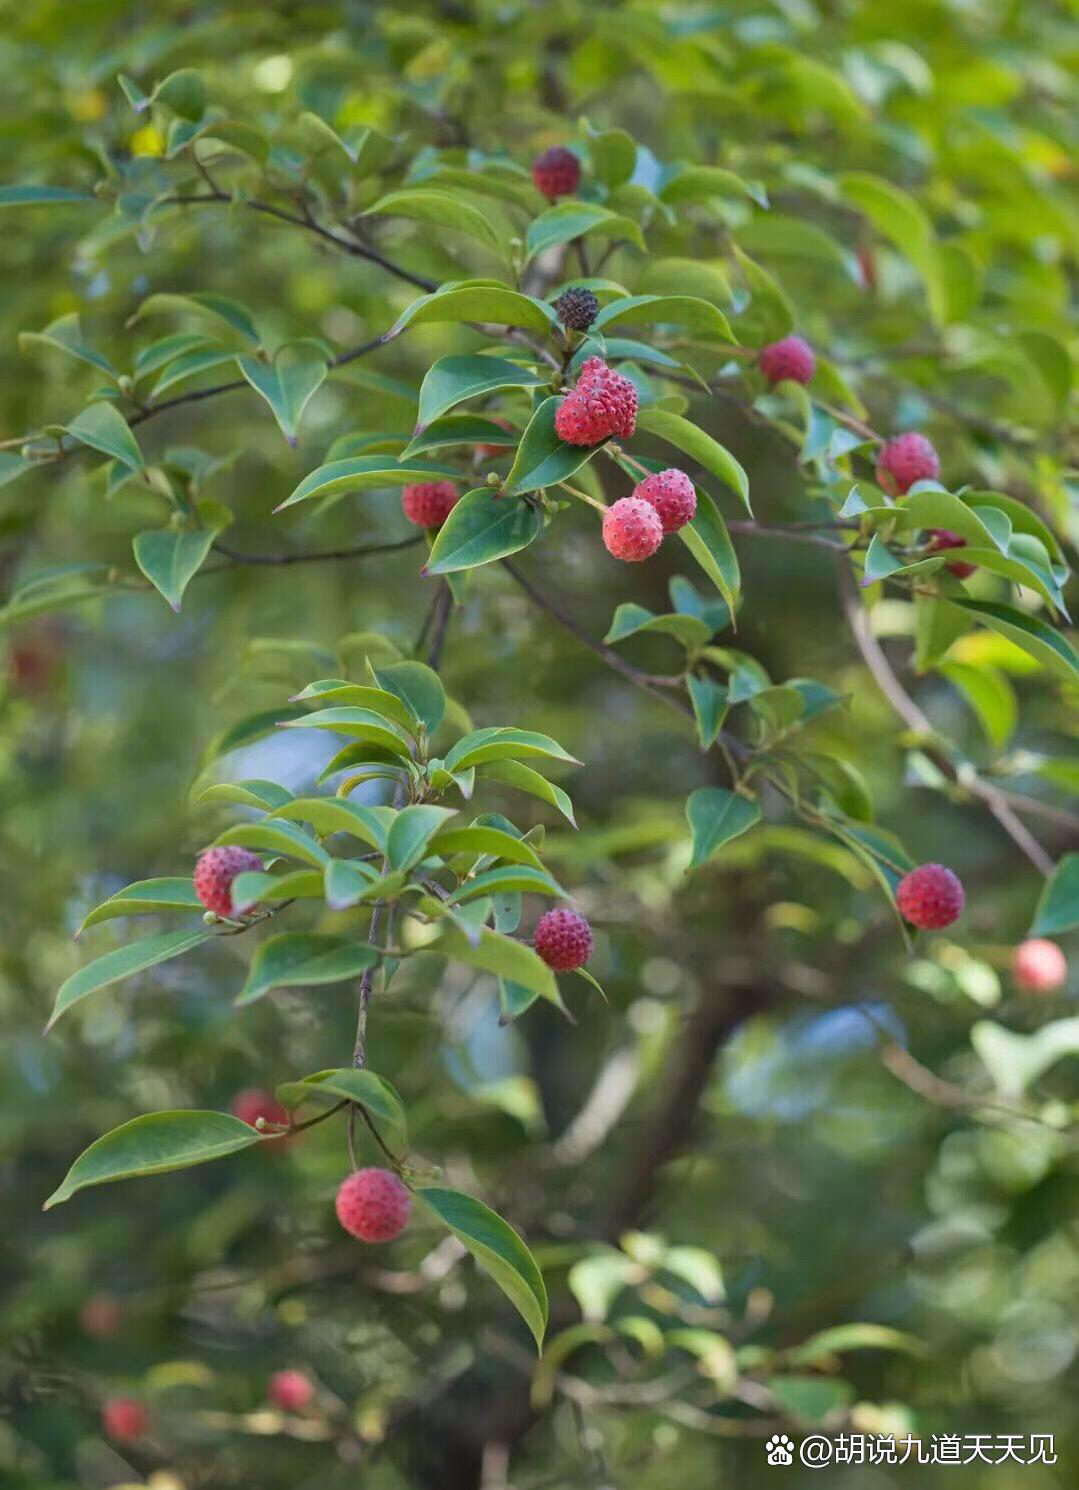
[[0, 0, 1077, 1487]]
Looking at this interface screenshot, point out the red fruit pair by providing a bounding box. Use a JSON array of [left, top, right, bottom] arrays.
[[555, 356, 637, 447], [401, 480, 459, 529], [759, 335, 816, 386], [532, 147, 581, 199], [895, 864, 964, 930], [194, 845, 263, 918]]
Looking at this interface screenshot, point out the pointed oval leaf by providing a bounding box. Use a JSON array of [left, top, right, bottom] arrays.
[[214, 819, 328, 867], [428, 825, 545, 872], [445, 728, 579, 773], [236, 935, 378, 1006], [635, 409, 750, 514], [386, 805, 458, 870], [418, 356, 546, 427], [270, 797, 392, 851], [1030, 855, 1079, 937], [66, 403, 144, 473], [593, 295, 734, 343], [502, 397, 600, 495], [278, 707, 414, 757], [371, 660, 446, 736], [685, 787, 762, 871], [388, 286, 556, 338], [237, 348, 328, 446], [133, 528, 216, 611], [276, 1068, 407, 1139], [425, 488, 542, 574], [47, 929, 212, 1031], [678, 489, 741, 614], [366, 189, 505, 256], [478, 759, 577, 826], [78, 878, 201, 934], [44, 1111, 263, 1209], [418, 1187, 548, 1349], [276, 456, 461, 512], [526, 202, 645, 259]]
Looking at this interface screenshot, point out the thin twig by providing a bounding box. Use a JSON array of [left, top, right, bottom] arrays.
[[209, 533, 423, 569]]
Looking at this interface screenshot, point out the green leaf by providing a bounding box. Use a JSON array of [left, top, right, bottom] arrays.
[[371, 660, 447, 736], [678, 489, 741, 614], [635, 409, 750, 514], [840, 172, 954, 325], [292, 680, 418, 734], [449, 866, 566, 903], [972, 1016, 1079, 1099], [130, 292, 261, 346], [77, 878, 201, 934], [425, 488, 542, 574], [526, 202, 645, 260], [0, 184, 95, 207], [270, 797, 393, 852], [236, 935, 379, 1006], [445, 728, 579, 773], [195, 779, 293, 812], [66, 403, 144, 473], [402, 414, 518, 459], [418, 1187, 548, 1349], [44, 1110, 263, 1209], [20, 314, 117, 378], [685, 787, 761, 871], [660, 164, 765, 207], [418, 356, 546, 427], [686, 674, 729, 749], [731, 246, 795, 342], [149, 346, 236, 399], [478, 759, 577, 826], [388, 286, 556, 338], [276, 455, 461, 512], [298, 113, 393, 171], [502, 396, 600, 495], [279, 707, 414, 758], [133, 528, 216, 611], [604, 603, 711, 649], [593, 295, 734, 343], [366, 189, 506, 256], [766, 1374, 855, 1424], [386, 805, 457, 870], [47, 929, 212, 1030], [1030, 854, 1079, 937], [428, 824, 546, 873], [945, 600, 1079, 683], [587, 127, 637, 188], [237, 347, 328, 445], [214, 819, 329, 868], [276, 1067, 406, 1139], [321, 859, 384, 911], [152, 68, 206, 119], [938, 662, 1017, 748], [786, 1324, 925, 1364], [437, 922, 558, 1001]]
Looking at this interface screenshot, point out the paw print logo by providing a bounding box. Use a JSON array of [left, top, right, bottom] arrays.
[[766, 1434, 794, 1466]]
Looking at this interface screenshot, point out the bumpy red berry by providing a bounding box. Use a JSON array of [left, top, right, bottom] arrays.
[[555, 286, 599, 331], [633, 468, 697, 534], [1013, 939, 1067, 994], [231, 1087, 289, 1134], [602, 497, 663, 562], [532, 146, 580, 199], [555, 357, 637, 446], [103, 1398, 148, 1443], [336, 1168, 411, 1243], [534, 907, 594, 971], [876, 433, 940, 496], [759, 335, 816, 386], [927, 529, 976, 579], [895, 864, 964, 930], [194, 845, 263, 918], [269, 1370, 314, 1412], [401, 480, 459, 529]]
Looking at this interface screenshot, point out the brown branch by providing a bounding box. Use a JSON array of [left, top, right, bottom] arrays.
[[209, 533, 423, 570]]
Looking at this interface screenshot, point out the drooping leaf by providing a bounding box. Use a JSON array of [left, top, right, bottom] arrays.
[[133, 528, 217, 611], [685, 787, 761, 871], [276, 456, 462, 511], [1030, 855, 1079, 937], [77, 878, 201, 934], [387, 286, 556, 338], [236, 935, 379, 1006], [47, 930, 213, 1030], [425, 488, 542, 573], [237, 347, 329, 445], [66, 404, 144, 473], [276, 1067, 407, 1139], [44, 1110, 264, 1209], [635, 409, 751, 514], [417, 356, 546, 427]]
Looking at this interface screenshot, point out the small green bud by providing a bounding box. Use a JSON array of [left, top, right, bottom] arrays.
[[202, 910, 219, 926]]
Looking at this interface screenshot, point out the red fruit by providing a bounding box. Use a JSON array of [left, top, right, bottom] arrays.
[[401, 480, 459, 529], [269, 1370, 314, 1412], [602, 497, 663, 562], [633, 468, 697, 534], [1013, 939, 1067, 994], [759, 335, 816, 386], [103, 1397, 148, 1443], [534, 907, 594, 971], [231, 1087, 289, 1134], [895, 864, 964, 930], [554, 357, 637, 446], [532, 147, 580, 199], [194, 845, 263, 918], [336, 1168, 411, 1243], [876, 433, 940, 496], [927, 528, 976, 579], [81, 1292, 122, 1339]]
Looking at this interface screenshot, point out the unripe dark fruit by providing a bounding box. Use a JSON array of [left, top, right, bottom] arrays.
[[534, 907, 594, 970], [532, 147, 580, 200], [555, 286, 599, 332]]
